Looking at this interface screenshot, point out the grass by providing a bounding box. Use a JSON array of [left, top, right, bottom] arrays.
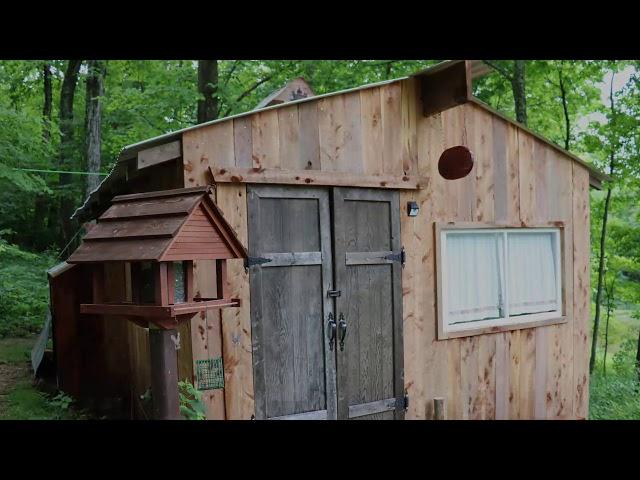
[[589, 306, 640, 419], [0, 337, 34, 364], [0, 336, 90, 420]]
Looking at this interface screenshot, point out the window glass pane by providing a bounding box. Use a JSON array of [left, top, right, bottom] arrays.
[[174, 261, 186, 303], [508, 232, 558, 316], [445, 232, 504, 324]]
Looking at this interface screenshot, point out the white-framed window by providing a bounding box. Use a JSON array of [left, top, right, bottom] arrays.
[[437, 226, 563, 338]]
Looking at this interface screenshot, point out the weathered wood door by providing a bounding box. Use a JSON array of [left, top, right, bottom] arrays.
[[332, 188, 404, 420], [248, 186, 403, 420], [248, 186, 336, 420]]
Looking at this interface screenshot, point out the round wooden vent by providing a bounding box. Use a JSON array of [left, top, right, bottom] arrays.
[[438, 146, 474, 180]]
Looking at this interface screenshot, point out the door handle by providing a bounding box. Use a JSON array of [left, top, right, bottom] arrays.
[[327, 313, 337, 351], [338, 313, 347, 351]]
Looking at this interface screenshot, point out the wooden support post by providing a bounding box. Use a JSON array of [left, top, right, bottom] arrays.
[[166, 262, 175, 305], [155, 263, 169, 306], [149, 326, 181, 420], [216, 259, 228, 299], [433, 397, 446, 420], [185, 261, 195, 301]]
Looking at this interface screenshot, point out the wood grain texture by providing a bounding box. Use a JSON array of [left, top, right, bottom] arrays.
[[252, 110, 280, 170], [278, 105, 301, 170], [400, 100, 587, 420], [318, 93, 363, 173], [572, 163, 591, 419], [215, 184, 254, 419], [360, 87, 383, 175], [381, 82, 403, 175], [176, 79, 592, 421], [233, 116, 253, 168], [191, 260, 225, 419], [333, 188, 403, 420]]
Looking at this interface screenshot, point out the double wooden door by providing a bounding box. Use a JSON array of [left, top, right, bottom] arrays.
[[248, 186, 404, 420]]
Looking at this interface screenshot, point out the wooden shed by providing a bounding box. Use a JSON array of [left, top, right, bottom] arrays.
[[57, 59, 607, 420]]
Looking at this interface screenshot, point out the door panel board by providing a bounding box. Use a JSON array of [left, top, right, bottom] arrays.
[[333, 187, 404, 420], [248, 186, 336, 419]]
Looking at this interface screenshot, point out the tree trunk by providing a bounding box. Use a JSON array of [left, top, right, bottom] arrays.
[[590, 187, 612, 373], [85, 60, 106, 197], [512, 60, 527, 125], [42, 62, 53, 143], [636, 328, 640, 383], [197, 60, 218, 123], [603, 277, 615, 376], [558, 63, 571, 150], [57, 60, 83, 248], [33, 62, 54, 249], [589, 73, 617, 374]]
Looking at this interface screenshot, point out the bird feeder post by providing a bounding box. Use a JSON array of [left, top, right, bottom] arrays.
[[149, 325, 180, 420]]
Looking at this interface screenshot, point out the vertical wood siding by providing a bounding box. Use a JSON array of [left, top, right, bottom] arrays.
[[400, 79, 590, 419], [180, 76, 592, 420]]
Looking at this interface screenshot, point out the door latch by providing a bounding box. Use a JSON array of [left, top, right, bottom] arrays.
[[327, 289, 341, 298]]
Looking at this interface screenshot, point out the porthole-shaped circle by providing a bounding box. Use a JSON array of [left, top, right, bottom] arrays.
[[438, 146, 474, 180]]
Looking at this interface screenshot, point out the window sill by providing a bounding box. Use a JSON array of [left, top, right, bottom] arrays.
[[437, 315, 567, 340]]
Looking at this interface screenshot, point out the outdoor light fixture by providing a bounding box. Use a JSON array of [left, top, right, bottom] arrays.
[[407, 201, 419, 217]]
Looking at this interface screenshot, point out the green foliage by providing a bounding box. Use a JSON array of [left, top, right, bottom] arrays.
[[0, 236, 56, 338], [589, 372, 640, 420], [49, 391, 74, 411], [178, 380, 206, 420], [0, 380, 89, 420]]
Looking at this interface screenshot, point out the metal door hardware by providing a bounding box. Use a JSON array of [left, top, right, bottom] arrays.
[[338, 313, 347, 351], [245, 256, 272, 271], [327, 313, 337, 351], [384, 247, 406, 267]]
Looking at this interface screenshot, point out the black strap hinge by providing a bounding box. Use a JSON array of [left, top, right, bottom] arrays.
[[384, 247, 406, 267], [245, 256, 272, 271]]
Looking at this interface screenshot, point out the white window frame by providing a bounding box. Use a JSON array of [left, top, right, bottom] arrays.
[[435, 223, 565, 340]]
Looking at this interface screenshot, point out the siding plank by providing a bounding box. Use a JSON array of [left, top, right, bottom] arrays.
[[252, 110, 280, 169], [215, 184, 254, 419]]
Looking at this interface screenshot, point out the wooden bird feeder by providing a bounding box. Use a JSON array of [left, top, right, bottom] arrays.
[[68, 185, 247, 329], [67, 186, 247, 419]]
